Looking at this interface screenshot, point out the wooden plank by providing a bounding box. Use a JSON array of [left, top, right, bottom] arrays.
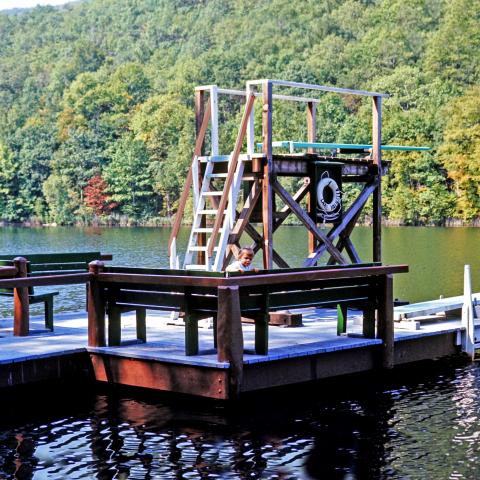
[[0, 273, 90, 289], [394, 293, 480, 320], [0, 252, 101, 263], [90, 354, 230, 400], [223, 264, 408, 288], [207, 92, 256, 258], [272, 179, 347, 264], [249, 79, 389, 98]]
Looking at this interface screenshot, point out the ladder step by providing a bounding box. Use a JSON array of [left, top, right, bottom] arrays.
[[202, 191, 223, 196], [198, 209, 225, 214], [207, 173, 228, 178], [188, 246, 219, 252], [199, 154, 252, 163], [185, 264, 208, 270], [193, 227, 224, 233]]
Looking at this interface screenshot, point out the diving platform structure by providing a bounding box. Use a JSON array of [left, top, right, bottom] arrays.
[[169, 79, 429, 272]]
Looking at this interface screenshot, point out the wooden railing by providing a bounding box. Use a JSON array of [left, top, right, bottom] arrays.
[[87, 262, 408, 395], [0, 257, 91, 336]]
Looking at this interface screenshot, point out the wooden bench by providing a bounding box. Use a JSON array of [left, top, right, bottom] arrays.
[[0, 252, 112, 331], [101, 267, 223, 353], [94, 262, 405, 357]]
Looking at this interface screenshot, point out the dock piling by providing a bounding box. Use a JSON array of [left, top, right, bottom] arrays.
[[461, 265, 475, 359]]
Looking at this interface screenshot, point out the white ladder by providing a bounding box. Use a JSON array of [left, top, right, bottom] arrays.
[[183, 154, 245, 271]]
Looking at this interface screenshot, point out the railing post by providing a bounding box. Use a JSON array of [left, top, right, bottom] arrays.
[[13, 257, 29, 336], [377, 273, 394, 369], [461, 265, 475, 360], [88, 260, 106, 347], [217, 285, 243, 397]]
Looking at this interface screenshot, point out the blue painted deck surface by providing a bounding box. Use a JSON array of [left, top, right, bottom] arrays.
[[0, 307, 470, 369]]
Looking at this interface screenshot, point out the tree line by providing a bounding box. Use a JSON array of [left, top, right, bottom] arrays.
[[0, 0, 478, 226]]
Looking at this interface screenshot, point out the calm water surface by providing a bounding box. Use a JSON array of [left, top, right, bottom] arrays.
[[0, 225, 478, 316], [0, 226, 479, 479], [2, 360, 480, 479]]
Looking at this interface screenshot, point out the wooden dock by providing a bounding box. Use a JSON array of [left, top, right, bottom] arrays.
[[0, 303, 476, 400]]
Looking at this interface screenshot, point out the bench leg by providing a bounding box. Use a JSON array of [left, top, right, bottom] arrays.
[[337, 304, 347, 335], [362, 307, 376, 338], [136, 308, 147, 342], [108, 305, 122, 346], [254, 313, 269, 355], [44, 297, 54, 331], [184, 313, 199, 356], [213, 314, 218, 349]]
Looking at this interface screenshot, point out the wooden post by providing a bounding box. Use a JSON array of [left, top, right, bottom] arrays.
[[217, 286, 243, 397], [372, 95, 382, 263], [461, 264, 475, 359], [307, 101, 317, 255], [195, 89, 207, 266], [262, 80, 273, 269], [377, 274, 394, 369], [184, 287, 199, 356], [88, 260, 106, 347], [13, 257, 29, 336]]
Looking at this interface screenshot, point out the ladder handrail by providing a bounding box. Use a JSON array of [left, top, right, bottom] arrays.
[[168, 100, 212, 255], [207, 92, 256, 258]]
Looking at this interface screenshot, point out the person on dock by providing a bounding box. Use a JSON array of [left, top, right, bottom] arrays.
[[225, 246, 259, 273]]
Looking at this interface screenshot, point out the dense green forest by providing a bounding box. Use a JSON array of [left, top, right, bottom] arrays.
[[0, 0, 479, 226]]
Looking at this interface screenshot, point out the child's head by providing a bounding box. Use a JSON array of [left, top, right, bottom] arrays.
[[237, 246, 254, 267]]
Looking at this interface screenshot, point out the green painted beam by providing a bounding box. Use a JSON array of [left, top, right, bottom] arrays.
[[257, 141, 430, 152]]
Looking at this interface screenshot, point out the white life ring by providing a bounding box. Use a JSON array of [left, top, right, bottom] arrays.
[[316, 176, 341, 214]]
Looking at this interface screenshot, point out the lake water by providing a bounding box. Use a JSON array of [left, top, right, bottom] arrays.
[[0, 225, 479, 316], [0, 225, 479, 479]]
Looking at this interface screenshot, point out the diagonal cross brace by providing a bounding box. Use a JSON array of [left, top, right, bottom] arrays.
[[305, 178, 378, 267], [272, 179, 348, 264]]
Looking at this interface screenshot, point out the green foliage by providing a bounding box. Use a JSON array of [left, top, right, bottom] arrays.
[[0, 0, 478, 224], [439, 86, 480, 221]]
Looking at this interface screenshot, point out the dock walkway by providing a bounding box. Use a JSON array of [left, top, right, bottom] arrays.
[[0, 304, 475, 398]]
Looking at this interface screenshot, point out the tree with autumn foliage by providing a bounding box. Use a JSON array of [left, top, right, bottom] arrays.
[[83, 175, 116, 217]]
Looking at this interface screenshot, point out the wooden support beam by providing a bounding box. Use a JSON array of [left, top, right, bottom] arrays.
[[245, 223, 290, 268], [372, 96, 382, 263], [217, 286, 243, 397], [195, 90, 207, 265], [327, 206, 364, 265], [306, 100, 317, 253], [262, 80, 274, 269], [13, 257, 29, 336], [272, 179, 347, 264], [273, 179, 310, 231], [88, 261, 106, 347], [377, 274, 394, 369], [305, 179, 378, 267]]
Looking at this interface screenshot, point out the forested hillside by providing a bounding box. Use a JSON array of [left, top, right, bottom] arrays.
[[0, 0, 479, 226]]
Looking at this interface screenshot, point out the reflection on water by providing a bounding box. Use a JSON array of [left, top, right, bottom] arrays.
[[1, 359, 480, 479], [0, 225, 479, 317]]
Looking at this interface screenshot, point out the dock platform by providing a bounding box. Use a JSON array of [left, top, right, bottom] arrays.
[[0, 305, 475, 399]]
